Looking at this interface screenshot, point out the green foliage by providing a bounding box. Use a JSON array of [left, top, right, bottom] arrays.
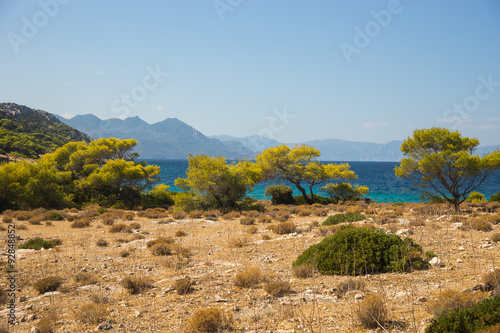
[[173, 192, 204, 212], [322, 212, 366, 226], [257, 144, 357, 205], [238, 197, 265, 212], [467, 191, 486, 203], [265, 184, 296, 205], [293, 225, 427, 275], [0, 138, 160, 211], [321, 182, 369, 204], [45, 211, 65, 221], [490, 191, 500, 202], [425, 296, 500, 333], [395, 127, 500, 211], [175, 155, 261, 210], [293, 195, 331, 205], [18, 237, 61, 250], [140, 184, 174, 209], [0, 104, 90, 159]]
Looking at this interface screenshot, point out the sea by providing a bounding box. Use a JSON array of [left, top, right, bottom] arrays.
[[142, 159, 500, 203]]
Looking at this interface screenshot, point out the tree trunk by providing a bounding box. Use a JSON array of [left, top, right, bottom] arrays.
[[296, 184, 312, 205], [309, 187, 315, 204]]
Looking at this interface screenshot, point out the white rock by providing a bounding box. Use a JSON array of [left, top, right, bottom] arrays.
[[457, 259, 463, 263], [429, 257, 441, 267], [354, 293, 364, 300], [458, 246, 465, 251], [453, 223, 463, 229], [417, 297, 427, 302], [396, 228, 413, 235]]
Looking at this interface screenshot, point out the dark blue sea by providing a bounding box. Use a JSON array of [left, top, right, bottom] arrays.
[[142, 160, 500, 203]]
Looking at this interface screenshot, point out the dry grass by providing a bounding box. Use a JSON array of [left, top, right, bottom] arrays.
[[337, 277, 366, 294], [175, 277, 193, 295], [483, 269, 500, 296], [273, 221, 296, 234], [96, 238, 108, 247], [183, 308, 234, 333], [36, 310, 58, 333], [355, 293, 389, 329], [172, 211, 187, 220], [109, 223, 132, 233], [150, 242, 173, 256], [34, 276, 63, 294], [120, 276, 153, 294], [292, 264, 315, 278], [233, 268, 263, 288], [427, 289, 487, 316], [264, 281, 291, 297], [239, 217, 255, 225], [74, 303, 108, 325], [74, 272, 99, 286]]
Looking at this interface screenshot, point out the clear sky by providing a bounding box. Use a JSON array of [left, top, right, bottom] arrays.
[[1, 0, 500, 145]]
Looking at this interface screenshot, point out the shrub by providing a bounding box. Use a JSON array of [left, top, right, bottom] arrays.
[[293, 225, 427, 275], [74, 272, 99, 286], [427, 289, 486, 317], [229, 235, 248, 248], [274, 222, 296, 235], [490, 191, 500, 203], [425, 296, 500, 333], [45, 211, 65, 221], [222, 211, 240, 220], [101, 215, 114, 225], [97, 208, 109, 214], [264, 281, 291, 297], [16, 223, 27, 230], [129, 222, 141, 230], [147, 237, 175, 247], [109, 223, 132, 233], [175, 278, 193, 295], [257, 216, 273, 224], [18, 237, 60, 250], [188, 209, 204, 218], [71, 218, 91, 228], [0, 288, 7, 304], [183, 308, 233, 333], [492, 233, 500, 243], [75, 303, 107, 325], [175, 230, 187, 237], [36, 310, 57, 333], [297, 208, 312, 217], [322, 212, 366, 226], [484, 269, 500, 296], [172, 210, 187, 220], [262, 234, 271, 241], [292, 263, 315, 278], [34, 276, 63, 294], [356, 293, 388, 329], [120, 276, 153, 294], [234, 268, 263, 288], [240, 217, 255, 225], [150, 243, 173, 256], [28, 215, 44, 225], [120, 250, 130, 258], [2, 215, 13, 224], [265, 185, 296, 205], [96, 239, 108, 247], [337, 277, 366, 294], [246, 226, 258, 234], [467, 191, 486, 203], [461, 218, 492, 232], [124, 212, 135, 220]]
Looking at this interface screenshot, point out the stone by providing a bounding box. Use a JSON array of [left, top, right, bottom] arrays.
[[457, 259, 463, 263], [396, 228, 413, 235], [97, 320, 113, 330], [417, 297, 427, 302], [429, 257, 441, 267], [453, 222, 463, 229], [354, 293, 364, 300], [458, 246, 465, 251]]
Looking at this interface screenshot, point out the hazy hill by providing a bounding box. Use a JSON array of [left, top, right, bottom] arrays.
[[60, 114, 254, 159], [0, 102, 91, 159]]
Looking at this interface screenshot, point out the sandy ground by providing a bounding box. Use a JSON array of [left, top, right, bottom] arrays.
[[0, 201, 499, 333]]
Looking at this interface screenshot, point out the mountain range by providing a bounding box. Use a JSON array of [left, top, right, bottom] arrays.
[[58, 113, 500, 161], [3, 102, 498, 161]]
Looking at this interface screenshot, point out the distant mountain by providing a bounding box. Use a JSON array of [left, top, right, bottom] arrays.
[[0, 102, 91, 159], [213, 135, 500, 161], [60, 114, 254, 159]]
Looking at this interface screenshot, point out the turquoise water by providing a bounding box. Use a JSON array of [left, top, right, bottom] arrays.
[[142, 159, 500, 204]]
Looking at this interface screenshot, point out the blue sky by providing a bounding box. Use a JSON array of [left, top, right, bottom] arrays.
[[1, 0, 500, 145]]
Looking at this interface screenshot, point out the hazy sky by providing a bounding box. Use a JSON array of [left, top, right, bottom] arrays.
[[1, 0, 500, 145]]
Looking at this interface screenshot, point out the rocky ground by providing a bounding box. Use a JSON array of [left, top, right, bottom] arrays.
[[0, 201, 499, 333]]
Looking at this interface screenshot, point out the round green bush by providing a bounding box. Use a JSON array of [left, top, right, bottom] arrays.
[[322, 212, 366, 226], [425, 296, 500, 333], [265, 185, 295, 205], [293, 225, 427, 275]]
